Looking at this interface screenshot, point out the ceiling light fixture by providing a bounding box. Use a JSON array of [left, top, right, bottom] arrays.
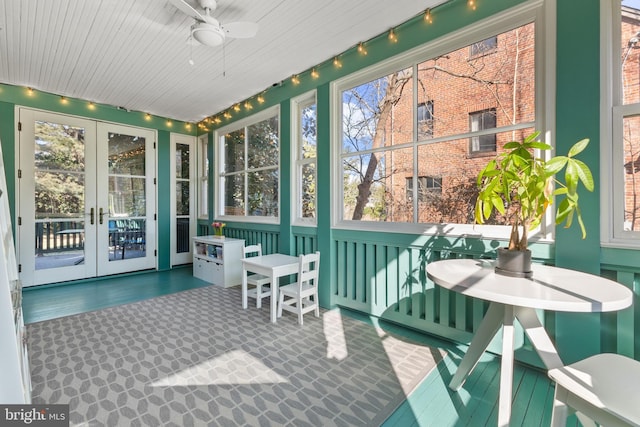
[[191, 21, 225, 47]]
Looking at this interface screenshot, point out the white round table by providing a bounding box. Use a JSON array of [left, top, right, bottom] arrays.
[[426, 258, 633, 426]]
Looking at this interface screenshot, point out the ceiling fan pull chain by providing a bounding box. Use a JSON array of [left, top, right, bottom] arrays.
[[222, 42, 226, 77]]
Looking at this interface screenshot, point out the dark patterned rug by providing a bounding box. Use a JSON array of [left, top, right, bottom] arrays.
[[28, 285, 444, 426]]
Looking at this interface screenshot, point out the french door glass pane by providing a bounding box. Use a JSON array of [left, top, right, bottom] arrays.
[[108, 133, 147, 261], [109, 177, 146, 216], [176, 182, 190, 216], [34, 120, 86, 270], [176, 143, 190, 179]]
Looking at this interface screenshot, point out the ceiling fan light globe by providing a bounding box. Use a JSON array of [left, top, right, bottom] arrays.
[[191, 22, 225, 46]]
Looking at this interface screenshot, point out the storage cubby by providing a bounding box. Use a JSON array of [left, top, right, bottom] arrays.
[[192, 236, 245, 287]]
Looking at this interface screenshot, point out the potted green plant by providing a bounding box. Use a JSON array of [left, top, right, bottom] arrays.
[[474, 131, 594, 277]]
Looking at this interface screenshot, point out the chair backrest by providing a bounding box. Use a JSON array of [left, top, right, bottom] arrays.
[[298, 251, 320, 288], [244, 243, 262, 257]]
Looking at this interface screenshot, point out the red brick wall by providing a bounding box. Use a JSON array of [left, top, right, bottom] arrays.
[[356, 23, 536, 223], [622, 8, 640, 231]]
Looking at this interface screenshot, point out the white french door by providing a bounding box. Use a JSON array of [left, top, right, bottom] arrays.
[[17, 109, 157, 286]]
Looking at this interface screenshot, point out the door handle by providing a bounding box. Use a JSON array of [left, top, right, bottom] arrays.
[[90, 207, 94, 225], [99, 208, 104, 225]]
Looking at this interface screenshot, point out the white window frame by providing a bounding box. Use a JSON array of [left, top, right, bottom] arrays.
[[602, 0, 640, 248], [214, 105, 280, 224], [197, 134, 209, 220], [291, 91, 317, 226], [330, 0, 551, 240]]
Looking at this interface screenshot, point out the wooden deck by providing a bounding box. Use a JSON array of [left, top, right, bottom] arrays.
[[23, 267, 576, 426]]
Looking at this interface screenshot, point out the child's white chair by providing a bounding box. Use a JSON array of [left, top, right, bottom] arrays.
[[277, 251, 320, 325], [548, 353, 640, 427], [243, 244, 271, 308]]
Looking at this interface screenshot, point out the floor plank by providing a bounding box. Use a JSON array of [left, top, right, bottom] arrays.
[[22, 266, 209, 324]]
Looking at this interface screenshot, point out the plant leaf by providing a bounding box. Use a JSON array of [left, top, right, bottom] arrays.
[[571, 158, 595, 191], [567, 138, 589, 157], [545, 156, 567, 175], [491, 195, 506, 215], [503, 141, 521, 150], [523, 131, 541, 143], [564, 161, 578, 194], [555, 198, 572, 224], [529, 141, 552, 151]]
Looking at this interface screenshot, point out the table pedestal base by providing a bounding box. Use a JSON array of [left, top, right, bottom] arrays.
[[449, 303, 564, 426]]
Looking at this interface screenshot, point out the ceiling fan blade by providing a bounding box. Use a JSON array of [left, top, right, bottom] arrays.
[[222, 21, 258, 39], [167, 0, 206, 22]]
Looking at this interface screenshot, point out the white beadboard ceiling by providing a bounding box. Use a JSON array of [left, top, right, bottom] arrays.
[[0, 0, 447, 123]]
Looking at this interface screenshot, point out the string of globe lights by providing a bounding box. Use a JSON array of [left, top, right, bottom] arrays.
[[22, 86, 193, 133], [198, 0, 478, 132]]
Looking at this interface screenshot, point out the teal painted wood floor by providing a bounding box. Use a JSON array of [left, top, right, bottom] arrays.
[[22, 268, 571, 426]]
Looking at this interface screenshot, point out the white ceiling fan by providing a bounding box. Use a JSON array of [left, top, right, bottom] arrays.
[[168, 0, 258, 47]]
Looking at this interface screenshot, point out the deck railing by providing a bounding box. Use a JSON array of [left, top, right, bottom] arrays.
[[35, 221, 84, 256]]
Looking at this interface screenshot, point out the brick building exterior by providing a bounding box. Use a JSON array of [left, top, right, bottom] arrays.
[[621, 6, 640, 231], [348, 23, 536, 224]]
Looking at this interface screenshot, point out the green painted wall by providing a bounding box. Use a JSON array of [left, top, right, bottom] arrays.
[[0, 101, 16, 229], [555, 0, 605, 363], [316, 83, 332, 308], [157, 130, 172, 271], [278, 100, 292, 255]]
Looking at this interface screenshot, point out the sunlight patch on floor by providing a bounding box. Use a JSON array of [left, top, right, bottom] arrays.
[[151, 349, 289, 386], [323, 308, 349, 361]]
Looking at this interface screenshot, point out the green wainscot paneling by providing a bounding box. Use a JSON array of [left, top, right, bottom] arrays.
[[223, 222, 280, 255]]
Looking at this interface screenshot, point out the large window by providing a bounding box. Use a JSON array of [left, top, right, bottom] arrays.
[[470, 36, 498, 57], [406, 176, 442, 202], [609, 1, 640, 242], [292, 92, 317, 224], [469, 109, 497, 154], [417, 101, 434, 140], [335, 19, 537, 231], [216, 107, 279, 220]]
